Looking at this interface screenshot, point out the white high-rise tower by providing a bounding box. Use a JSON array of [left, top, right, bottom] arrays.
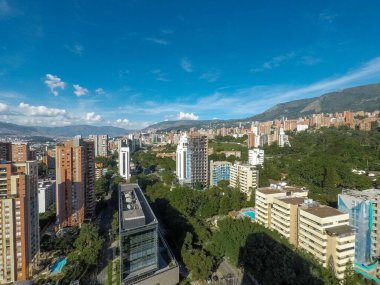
[[176, 133, 191, 183], [119, 146, 130, 179]]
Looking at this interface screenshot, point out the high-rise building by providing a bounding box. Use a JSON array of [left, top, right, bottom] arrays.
[[0, 142, 11, 161], [89, 134, 109, 157], [176, 134, 208, 187], [38, 180, 56, 213], [176, 134, 191, 184], [119, 146, 130, 179], [248, 148, 264, 166], [230, 163, 259, 198], [0, 161, 39, 283], [298, 202, 355, 280], [189, 135, 208, 187], [119, 184, 179, 285], [11, 143, 30, 163], [56, 137, 95, 228], [247, 133, 255, 149], [209, 160, 231, 186], [338, 189, 380, 272]]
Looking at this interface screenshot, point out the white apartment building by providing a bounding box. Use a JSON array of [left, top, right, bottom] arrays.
[[255, 184, 308, 228], [248, 148, 264, 166], [176, 134, 191, 184], [230, 163, 259, 199], [271, 196, 305, 246], [119, 146, 130, 179], [299, 202, 355, 280], [38, 180, 56, 213]]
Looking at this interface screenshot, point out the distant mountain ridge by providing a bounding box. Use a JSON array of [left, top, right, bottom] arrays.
[[145, 83, 380, 131], [0, 122, 129, 137]]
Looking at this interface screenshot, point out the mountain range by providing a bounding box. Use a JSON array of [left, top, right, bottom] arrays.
[[145, 83, 380, 131], [0, 122, 129, 138], [2, 83, 380, 136]]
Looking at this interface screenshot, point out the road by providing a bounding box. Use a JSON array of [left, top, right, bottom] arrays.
[[95, 190, 117, 285]]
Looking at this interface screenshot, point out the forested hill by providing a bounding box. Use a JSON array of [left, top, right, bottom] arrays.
[[249, 83, 380, 121]]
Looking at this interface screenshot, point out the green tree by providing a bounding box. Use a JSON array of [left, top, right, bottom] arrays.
[[342, 260, 355, 285], [73, 224, 103, 265]]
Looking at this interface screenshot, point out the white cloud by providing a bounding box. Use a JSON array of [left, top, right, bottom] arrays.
[[177, 112, 199, 120], [180, 57, 193, 72], [84, 112, 102, 122], [44, 74, 66, 96], [73, 84, 89, 97], [65, 42, 84, 56], [0, 102, 8, 113], [111, 118, 149, 129], [95, 88, 105, 95], [200, 69, 221, 82], [145, 37, 169, 45], [151, 69, 171, 82], [300, 56, 321, 66], [19, 102, 67, 117], [253, 52, 295, 73], [319, 12, 338, 24]]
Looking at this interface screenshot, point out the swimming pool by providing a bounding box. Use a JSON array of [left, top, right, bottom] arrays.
[[243, 210, 256, 220], [50, 257, 67, 274]]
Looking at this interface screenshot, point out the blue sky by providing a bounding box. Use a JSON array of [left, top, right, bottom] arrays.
[[1, 0, 380, 129]]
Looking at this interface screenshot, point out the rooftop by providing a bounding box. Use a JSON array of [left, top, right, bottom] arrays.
[[119, 183, 157, 231], [257, 185, 308, 195], [325, 225, 355, 237], [302, 206, 345, 218], [277, 197, 306, 205], [341, 189, 380, 199]]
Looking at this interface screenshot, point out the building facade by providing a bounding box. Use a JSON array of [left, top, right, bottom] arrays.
[[338, 189, 380, 268], [0, 161, 39, 283], [89, 134, 109, 157], [299, 202, 355, 280], [248, 148, 264, 166], [0, 142, 11, 161], [119, 146, 131, 180], [176, 134, 208, 187], [230, 163, 259, 198], [38, 180, 56, 213], [56, 137, 95, 228], [255, 185, 308, 228], [119, 184, 179, 285], [209, 160, 231, 186]]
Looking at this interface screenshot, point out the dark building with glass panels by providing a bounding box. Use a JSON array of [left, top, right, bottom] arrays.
[[119, 184, 179, 285]]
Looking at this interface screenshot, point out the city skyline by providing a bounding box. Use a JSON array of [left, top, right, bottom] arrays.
[[1, 1, 380, 129]]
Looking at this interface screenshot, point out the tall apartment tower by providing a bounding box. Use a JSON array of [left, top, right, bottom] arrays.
[[11, 143, 30, 163], [189, 135, 208, 187], [56, 138, 95, 228], [338, 189, 380, 272], [119, 146, 130, 179], [176, 134, 191, 184], [0, 161, 39, 283], [119, 184, 179, 285], [89, 134, 109, 157], [0, 142, 12, 161]]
